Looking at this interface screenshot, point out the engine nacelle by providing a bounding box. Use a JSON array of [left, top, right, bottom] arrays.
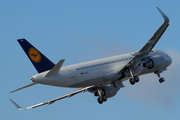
[[143, 55, 165, 70], [103, 84, 120, 98]]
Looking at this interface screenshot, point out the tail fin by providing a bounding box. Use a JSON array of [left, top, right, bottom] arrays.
[[17, 39, 55, 73]]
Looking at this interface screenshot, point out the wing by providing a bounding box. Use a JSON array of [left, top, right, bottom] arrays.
[[137, 7, 169, 57], [117, 7, 169, 74], [10, 85, 94, 110]]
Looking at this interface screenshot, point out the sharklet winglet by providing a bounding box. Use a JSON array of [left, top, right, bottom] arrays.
[[45, 59, 65, 77], [156, 7, 169, 24], [9, 99, 25, 110]]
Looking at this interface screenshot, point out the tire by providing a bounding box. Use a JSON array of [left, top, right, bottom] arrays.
[[94, 92, 98, 96], [161, 77, 165, 82], [97, 98, 103, 104], [129, 78, 135, 85], [159, 78, 165, 83], [134, 76, 139, 83], [103, 96, 107, 102]]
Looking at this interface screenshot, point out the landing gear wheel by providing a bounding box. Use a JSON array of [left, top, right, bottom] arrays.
[[97, 97, 103, 104], [159, 77, 165, 83], [129, 78, 135, 85], [103, 96, 107, 102], [94, 92, 98, 96], [134, 76, 139, 83]]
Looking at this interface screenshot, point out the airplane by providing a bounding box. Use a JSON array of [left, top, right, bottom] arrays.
[[10, 7, 172, 110]]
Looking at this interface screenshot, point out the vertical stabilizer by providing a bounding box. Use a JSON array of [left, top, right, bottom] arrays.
[[18, 39, 55, 73]]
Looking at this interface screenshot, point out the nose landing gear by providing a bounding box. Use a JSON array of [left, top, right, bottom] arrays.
[[155, 71, 165, 83]]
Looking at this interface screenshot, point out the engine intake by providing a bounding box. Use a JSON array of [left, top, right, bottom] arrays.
[[143, 55, 165, 70], [103, 85, 120, 98], [143, 59, 154, 69]]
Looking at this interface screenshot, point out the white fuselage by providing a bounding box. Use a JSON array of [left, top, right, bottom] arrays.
[[32, 49, 172, 88]]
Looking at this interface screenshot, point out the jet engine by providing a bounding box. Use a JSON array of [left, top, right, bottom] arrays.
[[103, 84, 120, 98], [143, 55, 165, 70]]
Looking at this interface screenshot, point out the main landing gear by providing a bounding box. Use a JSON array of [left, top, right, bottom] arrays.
[[155, 71, 165, 83], [129, 76, 139, 85], [94, 88, 107, 104], [128, 67, 140, 85]]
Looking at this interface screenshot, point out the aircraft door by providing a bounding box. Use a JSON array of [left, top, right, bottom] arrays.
[[67, 68, 77, 82]]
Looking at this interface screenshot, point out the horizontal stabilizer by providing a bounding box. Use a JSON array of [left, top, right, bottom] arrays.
[[45, 59, 65, 77], [9, 83, 38, 93]]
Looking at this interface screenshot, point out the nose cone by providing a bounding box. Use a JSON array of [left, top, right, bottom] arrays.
[[166, 54, 172, 67]]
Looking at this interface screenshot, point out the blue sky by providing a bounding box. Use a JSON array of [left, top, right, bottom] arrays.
[[1, 0, 180, 119]]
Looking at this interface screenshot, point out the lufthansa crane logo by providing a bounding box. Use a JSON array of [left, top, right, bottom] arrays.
[[28, 48, 41, 63]]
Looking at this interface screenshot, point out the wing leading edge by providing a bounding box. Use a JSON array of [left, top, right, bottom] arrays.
[[117, 7, 169, 74]]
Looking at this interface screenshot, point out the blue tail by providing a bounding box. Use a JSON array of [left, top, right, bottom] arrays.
[[18, 39, 55, 73]]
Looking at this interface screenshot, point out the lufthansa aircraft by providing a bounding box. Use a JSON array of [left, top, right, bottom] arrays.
[[10, 8, 172, 110]]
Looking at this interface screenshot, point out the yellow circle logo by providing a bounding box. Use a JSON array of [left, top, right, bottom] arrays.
[[28, 48, 41, 63]]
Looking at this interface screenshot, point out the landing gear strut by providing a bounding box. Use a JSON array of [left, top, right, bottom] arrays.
[[128, 67, 140, 85], [95, 88, 107, 104], [155, 71, 165, 83]]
